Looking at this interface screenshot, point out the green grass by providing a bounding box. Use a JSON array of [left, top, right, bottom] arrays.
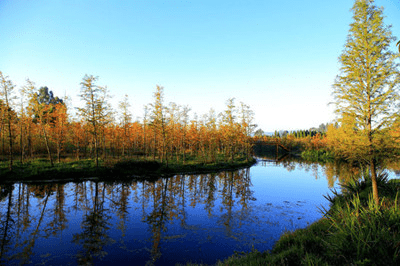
[[324, 193, 400, 265]]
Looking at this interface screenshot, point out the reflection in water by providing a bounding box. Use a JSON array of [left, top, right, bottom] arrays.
[[72, 182, 115, 265], [0, 169, 254, 265], [0, 161, 357, 265], [256, 154, 376, 189], [0, 184, 13, 262]]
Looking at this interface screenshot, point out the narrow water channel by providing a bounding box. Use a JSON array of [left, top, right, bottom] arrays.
[[0, 159, 342, 265]]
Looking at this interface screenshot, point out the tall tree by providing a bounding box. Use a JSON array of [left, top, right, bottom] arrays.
[[331, 0, 400, 204], [150, 85, 168, 165], [179, 105, 191, 163], [118, 94, 132, 157], [0, 72, 16, 170], [23, 81, 64, 167], [239, 102, 256, 161], [78, 75, 112, 168], [220, 98, 238, 162], [142, 104, 150, 157], [50, 102, 68, 163]]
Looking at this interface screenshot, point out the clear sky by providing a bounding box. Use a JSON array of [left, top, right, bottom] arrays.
[[1, 0, 399, 132]]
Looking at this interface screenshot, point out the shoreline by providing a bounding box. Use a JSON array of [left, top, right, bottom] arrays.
[[0, 157, 257, 184]]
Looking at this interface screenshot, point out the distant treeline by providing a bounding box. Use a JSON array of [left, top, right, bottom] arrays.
[[255, 123, 333, 139]]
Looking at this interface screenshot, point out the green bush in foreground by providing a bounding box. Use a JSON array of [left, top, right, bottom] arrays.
[[325, 193, 400, 265]]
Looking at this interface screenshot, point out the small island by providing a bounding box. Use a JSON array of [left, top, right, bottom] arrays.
[[0, 156, 256, 183]]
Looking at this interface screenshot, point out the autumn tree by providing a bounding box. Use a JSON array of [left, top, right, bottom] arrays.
[[78, 75, 112, 168], [331, 0, 400, 204], [142, 104, 150, 156], [149, 85, 168, 165], [239, 102, 256, 161], [220, 98, 238, 162], [179, 105, 191, 163], [0, 72, 16, 170], [118, 94, 132, 157], [20, 81, 36, 159], [167, 102, 180, 161], [205, 108, 218, 162], [51, 102, 69, 163], [22, 82, 65, 166], [17, 84, 38, 163]]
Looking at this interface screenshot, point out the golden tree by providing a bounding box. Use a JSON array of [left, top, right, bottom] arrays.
[[78, 75, 112, 167], [0, 72, 16, 170], [118, 94, 132, 157], [149, 85, 168, 165], [331, 0, 400, 204]]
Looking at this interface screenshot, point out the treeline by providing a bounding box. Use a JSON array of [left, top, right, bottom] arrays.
[[0, 72, 256, 170], [272, 123, 330, 138], [253, 124, 332, 155]]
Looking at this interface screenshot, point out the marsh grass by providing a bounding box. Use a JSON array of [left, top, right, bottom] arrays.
[[324, 193, 400, 265]]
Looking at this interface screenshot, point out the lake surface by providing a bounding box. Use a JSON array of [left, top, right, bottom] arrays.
[[0, 158, 352, 265]]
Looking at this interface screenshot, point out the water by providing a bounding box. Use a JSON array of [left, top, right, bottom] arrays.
[[0, 159, 344, 265]]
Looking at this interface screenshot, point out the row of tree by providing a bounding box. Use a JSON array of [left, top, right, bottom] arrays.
[[0, 73, 256, 170]]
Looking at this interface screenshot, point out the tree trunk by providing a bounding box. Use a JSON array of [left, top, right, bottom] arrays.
[[42, 125, 53, 167], [95, 133, 99, 168], [20, 119, 24, 164], [57, 143, 61, 164], [370, 158, 379, 205], [7, 117, 13, 170]]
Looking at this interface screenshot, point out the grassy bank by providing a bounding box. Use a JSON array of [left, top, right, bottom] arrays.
[[0, 156, 256, 183], [184, 173, 400, 266]]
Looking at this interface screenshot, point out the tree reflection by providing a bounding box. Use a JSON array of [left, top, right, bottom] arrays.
[[110, 182, 130, 236], [45, 184, 68, 237], [17, 184, 52, 264], [72, 181, 114, 265], [205, 173, 217, 217], [144, 177, 174, 264], [0, 184, 14, 264], [136, 169, 255, 264], [218, 168, 253, 235], [0, 168, 256, 265], [255, 153, 371, 189]]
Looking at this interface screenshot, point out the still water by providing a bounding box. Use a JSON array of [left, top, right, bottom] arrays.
[[0, 159, 345, 265]]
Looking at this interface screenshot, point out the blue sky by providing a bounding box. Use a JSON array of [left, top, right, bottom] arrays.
[[1, 0, 399, 132]]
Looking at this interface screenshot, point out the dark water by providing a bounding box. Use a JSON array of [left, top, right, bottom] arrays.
[[0, 159, 354, 265]]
